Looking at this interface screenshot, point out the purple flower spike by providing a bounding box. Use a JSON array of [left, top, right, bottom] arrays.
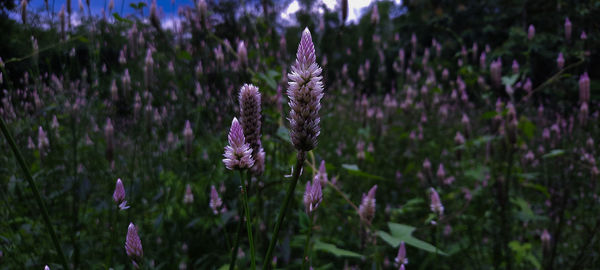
[[556, 52, 564, 69], [44, 266, 50, 270], [287, 28, 324, 152], [317, 160, 328, 185], [303, 176, 323, 214], [430, 188, 444, 216], [125, 222, 143, 268], [527, 24, 535, 40], [394, 241, 408, 266], [113, 178, 129, 210], [209, 185, 223, 215], [358, 185, 377, 223], [238, 84, 263, 175], [579, 72, 590, 104], [564, 17, 572, 40], [223, 117, 254, 170]]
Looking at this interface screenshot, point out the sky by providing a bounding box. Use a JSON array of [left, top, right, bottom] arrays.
[[22, 0, 401, 27]]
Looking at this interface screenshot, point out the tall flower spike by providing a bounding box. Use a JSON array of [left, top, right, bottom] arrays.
[[113, 178, 129, 210], [317, 160, 328, 184], [287, 28, 324, 152], [430, 188, 444, 216], [44, 266, 50, 270], [222, 117, 254, 170], [209, 185, 223, 214], [125, 223, 143, 269], [358, 185, 377, 223], [303, 176, 323, 214], [238, 84, 263, 174]]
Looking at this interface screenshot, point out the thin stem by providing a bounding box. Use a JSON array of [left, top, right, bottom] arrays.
[[229, 215, 243, 270], [263, 150, 306, 270], [240, 170, 257, 270], [302, 213, 313, 270], [0, 117, 70, 270]]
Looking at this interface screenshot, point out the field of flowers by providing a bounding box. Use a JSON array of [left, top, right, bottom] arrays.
[[0, 0, 599, 269]]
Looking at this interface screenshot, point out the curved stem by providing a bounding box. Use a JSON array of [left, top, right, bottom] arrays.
[[302, 213, 313, 270], [240, 170, 256, 270], [0, 117, 70, 270], [263, 150, 306, 270]]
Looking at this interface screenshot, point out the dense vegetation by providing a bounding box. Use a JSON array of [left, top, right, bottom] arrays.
[[0, 0, 599, 269]]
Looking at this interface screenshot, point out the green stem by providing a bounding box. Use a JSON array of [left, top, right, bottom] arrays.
[[263, 150, 306, 270], [0, 117, 70, 270], [229, 215, 244, 270], [302, 213, 313, 270], [240, 170, 256, 270]]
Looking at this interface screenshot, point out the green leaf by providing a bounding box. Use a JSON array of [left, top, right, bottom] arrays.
[[502, 74, 519, 87], [518, 117, 536, 139], [341, 164, 386, 180], [314, 241, 362, 258], [276, 125, 291, 144], [377, 222, 447, 255], [176, 50, 192, 61], [542, 149, 565, 159], [112, 13, 132, 23]]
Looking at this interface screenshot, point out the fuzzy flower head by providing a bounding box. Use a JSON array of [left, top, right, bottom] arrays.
[[238, 84, 263, 171], [541, 229, 551, 249], [429, 188, 444, 216], [113, 178, 130, 210], [222, 117, 254, 170], [287, 28, 324, 152], [209, 185, 224, 214], [358, 185, 377, 223], [44, 266, 50, 270], [303, 176, 323, 214], [125, 223, 143, 268], [105, 118, 114, 162]]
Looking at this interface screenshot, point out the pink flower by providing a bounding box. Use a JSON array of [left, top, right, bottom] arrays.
[[430, 188, 444, 216], [209, 185, 223, 214], [125, 223, 143, 268], [564, 17, 572, 40], [579, 72, 590, 104], [287, 28, 324, 151], [527, 24, 535, 40], [556, 52, 564, 69], [113, 178, 129, 210], [303, 176, 323, 214], [358, 185, 377, 223], [222, 117, 254, 170], [394, 241, 408, 266]]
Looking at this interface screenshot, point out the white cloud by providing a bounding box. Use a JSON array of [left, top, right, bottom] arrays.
[[281, 0, 402, 25]]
